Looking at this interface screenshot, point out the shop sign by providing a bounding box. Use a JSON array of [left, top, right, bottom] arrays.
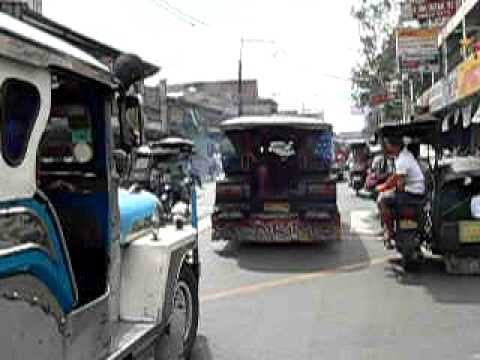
[[370, 94, 395, 106], [412, 0, 458, 24], [397, 27, 440, 73], [457, 57, 480, 101]]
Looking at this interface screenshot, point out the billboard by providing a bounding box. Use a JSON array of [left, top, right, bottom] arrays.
[[412, 0, 458, 24], [397, 27, 440, 73]]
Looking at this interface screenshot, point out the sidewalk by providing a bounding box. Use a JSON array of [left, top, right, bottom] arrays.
[[196, 182, 216, 221]]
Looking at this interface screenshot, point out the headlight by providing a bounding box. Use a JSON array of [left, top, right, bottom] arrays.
[[471, 196, 480, 219]]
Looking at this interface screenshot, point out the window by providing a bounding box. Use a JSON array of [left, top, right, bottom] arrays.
[[40, 104, 94, 164], [267, 140, 296, 158], [1, 79, 40, 166], [0, 207, 52, 258]]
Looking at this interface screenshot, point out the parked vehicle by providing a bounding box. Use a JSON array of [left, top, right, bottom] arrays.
[[332, 139, 347, 181], [378, 119, 480, 273], [212, 116, 340, 243], [346, 140, 369, 195], [131, 137, 196, 223], [0, 13, 199, 359]]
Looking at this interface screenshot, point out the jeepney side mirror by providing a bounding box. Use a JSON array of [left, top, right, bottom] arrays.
[[113, 149, 129, 179], [125, 95, 144, 147], [113, 54, 144, 91], [113, 54, 145, 152]]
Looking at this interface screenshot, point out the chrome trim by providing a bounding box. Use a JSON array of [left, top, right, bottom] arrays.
[[0, 206, 54, 259], [69, 285, 110, 317], [36, 190, 79, 307], [0, 243, 49, 258]]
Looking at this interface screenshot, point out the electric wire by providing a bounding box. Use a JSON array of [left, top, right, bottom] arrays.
[[147, 0, 207, 27], [156, 0, 208, 26]]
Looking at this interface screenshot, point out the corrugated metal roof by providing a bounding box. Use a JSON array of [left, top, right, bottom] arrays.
[[0, 11, 109, 72]]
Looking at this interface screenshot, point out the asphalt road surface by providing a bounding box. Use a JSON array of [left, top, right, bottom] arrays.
[[184, 182, 480, 360]]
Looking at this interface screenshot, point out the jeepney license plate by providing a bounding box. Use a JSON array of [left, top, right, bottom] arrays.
[[353, 176, 362, 181], [399, 220, 418, 230], [459, 221, 480, 244], [264, 202, 290, 213]]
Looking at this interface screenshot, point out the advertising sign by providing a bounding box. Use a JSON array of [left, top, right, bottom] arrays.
[[457, 57, 480, 100], [397, 28, 440, 73], [412, 0, 458, 24]]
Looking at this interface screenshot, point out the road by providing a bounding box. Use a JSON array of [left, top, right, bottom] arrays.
[[187, 183, 480, 360]]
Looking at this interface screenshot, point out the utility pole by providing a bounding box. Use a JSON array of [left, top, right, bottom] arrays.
[[237, 37, 275, 117], [238, 37, 244, 116]]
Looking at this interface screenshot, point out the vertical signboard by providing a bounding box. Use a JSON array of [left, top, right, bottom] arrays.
[[397, 27, 440, 73]]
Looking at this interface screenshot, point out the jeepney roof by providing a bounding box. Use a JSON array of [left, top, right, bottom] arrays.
[[0, 12, 113, 86], [136, 145, 180, 157], [377, 117, 438, 141], [346, 138, 367, 146], [439, 156, 480, 180], [220, 116, 332, 131], [153, 137, 195, 148]]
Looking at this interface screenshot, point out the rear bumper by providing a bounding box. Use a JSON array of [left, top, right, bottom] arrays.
[[212, 212, 340, 243]]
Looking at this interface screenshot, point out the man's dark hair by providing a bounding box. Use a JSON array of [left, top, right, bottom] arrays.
[[384, 136, 403, 148]]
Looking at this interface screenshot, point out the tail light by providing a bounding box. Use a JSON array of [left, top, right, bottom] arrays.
[[400, 207, 416, 220], [307, 183, 336, 197], [216, 183, 250, 201]]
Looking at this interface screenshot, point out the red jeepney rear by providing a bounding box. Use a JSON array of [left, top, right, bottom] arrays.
[[212, 116, 340, 243]]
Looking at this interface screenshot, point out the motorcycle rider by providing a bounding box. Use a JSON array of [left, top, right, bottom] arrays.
[[377, 137, 425, 249]]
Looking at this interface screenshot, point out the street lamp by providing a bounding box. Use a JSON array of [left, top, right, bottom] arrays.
[[238, 37, 276, 116]]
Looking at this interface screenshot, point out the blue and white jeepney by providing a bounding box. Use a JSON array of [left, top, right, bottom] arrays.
[[0, 12, 199, 359]]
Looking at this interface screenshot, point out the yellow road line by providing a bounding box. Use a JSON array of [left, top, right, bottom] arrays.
[[200, 256, 392, 303]]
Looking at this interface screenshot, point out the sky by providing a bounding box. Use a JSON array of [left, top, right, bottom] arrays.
[[43, 0, 366, 133]]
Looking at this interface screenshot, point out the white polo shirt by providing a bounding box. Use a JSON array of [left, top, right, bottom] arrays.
[[395, 148, 425, 194]]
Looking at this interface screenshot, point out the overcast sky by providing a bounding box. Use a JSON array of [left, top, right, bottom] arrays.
[[43, 0, 365, 133]]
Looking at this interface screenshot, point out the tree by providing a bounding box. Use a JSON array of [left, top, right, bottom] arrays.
[[351, 0, 432, 117], [351, 0, 397, 109]]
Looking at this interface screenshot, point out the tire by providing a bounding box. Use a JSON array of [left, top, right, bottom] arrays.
[[402, 255, 420, 272], [157, 266, 199, 360]]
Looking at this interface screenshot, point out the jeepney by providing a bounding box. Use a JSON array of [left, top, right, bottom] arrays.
[[0, 12, 199, 359], [130, 137, 197, 223], [212, 116, 340, 243]]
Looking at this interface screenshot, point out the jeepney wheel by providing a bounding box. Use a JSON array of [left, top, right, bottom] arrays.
[[159, 266, 199, 359]]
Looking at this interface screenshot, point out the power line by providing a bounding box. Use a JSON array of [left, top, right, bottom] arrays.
[[148, 0, 207, 27], [156, 0, 208, 26], [149, 0, 196, 26]]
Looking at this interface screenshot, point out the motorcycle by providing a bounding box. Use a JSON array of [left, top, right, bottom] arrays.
[[349, 163, 367, 195], [391, 195, 429, 270]]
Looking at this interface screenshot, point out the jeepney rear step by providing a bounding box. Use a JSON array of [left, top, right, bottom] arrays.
[[107, 321, 167, 360], [445, 255, 480, 275]]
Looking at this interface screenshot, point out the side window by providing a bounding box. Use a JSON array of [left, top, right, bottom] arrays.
[[0, 207, 52, 257], [1, 79, 40, 166], [40, 104, 94, 164]]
